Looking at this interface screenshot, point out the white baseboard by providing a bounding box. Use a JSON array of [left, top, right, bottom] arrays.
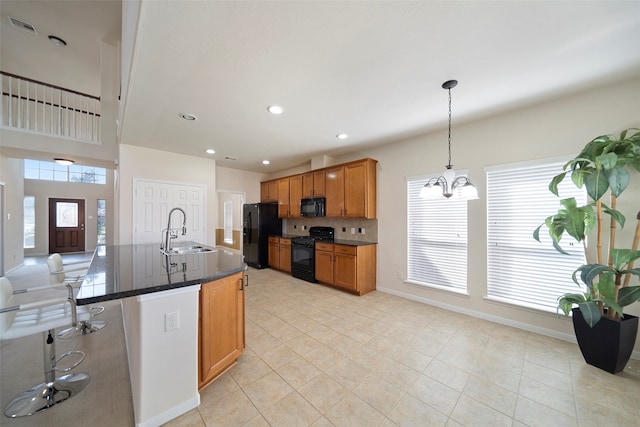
[[376, 286, 640, 361], [135, 394, 200, 427]]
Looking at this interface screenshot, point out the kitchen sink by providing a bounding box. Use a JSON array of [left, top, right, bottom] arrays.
[[161, 242, 216, 255]]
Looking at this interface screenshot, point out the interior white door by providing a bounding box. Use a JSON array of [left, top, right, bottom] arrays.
[[133, 179, 206, 244]]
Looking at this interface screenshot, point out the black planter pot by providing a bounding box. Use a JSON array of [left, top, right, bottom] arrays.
[[572, 308, 638, 374]]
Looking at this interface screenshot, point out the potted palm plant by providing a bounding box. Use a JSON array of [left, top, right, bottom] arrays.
[[534, 128, 640, 374]]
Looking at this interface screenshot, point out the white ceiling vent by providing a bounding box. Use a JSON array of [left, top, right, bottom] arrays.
[[8, 17, 37, 34]]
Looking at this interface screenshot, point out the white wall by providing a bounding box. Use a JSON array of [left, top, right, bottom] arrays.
[[118, 144, 217, 245], [0, 155, 24, 271], [215, 166, 267, 204], [331, 76, 640, 350], [24, 171, 115, 256]]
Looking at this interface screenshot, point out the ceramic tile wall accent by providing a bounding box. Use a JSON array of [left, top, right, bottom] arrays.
[[285, 218, 378, 243]]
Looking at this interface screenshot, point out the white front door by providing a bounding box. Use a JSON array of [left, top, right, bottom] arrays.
[[133, 179, 206, 244]]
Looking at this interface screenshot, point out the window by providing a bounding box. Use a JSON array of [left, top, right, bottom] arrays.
[[407, 173, 469, 293], [24, 159, 106, 184], [23, 196, 35, 248], [486, 158, 587, 312], [97, 199, 106, 244], [223, 201, 233, 244]]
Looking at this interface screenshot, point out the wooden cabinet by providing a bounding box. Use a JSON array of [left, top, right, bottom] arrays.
[[289, 175, 302, 217], [324, 166, 344, 217], [324, 159, 377, 219], [302, 171, 326, 198], [314, 243, 377, 295], [315, 242, 334, 284], [260, 158, 376, 218], [199, 271, 245, 390], [268, 236, 291, 273], [261, 180, 279, 203], [277, 178, 290, 218], [313, 170, 326, 196], [344, 159, 376, 218]]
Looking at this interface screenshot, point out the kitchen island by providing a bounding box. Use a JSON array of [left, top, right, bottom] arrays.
[[77, 244, 247, 427]]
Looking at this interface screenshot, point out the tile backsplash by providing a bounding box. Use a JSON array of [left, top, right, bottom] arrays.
[[284, 218, 378, 243]]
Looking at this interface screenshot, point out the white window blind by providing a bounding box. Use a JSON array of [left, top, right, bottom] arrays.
[[486, 159, 587, 312], [407, 174, 469, 293]]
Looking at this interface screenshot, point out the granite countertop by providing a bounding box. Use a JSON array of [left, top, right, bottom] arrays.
[[76, 244, 247, 305], [274, 234, 377, 246], [331, 239, 377, 246]]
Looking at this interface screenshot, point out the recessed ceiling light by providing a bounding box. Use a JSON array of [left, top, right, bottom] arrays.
[[267, 105, 284, 115], [205, 149, 215, 154], [262, 160, 270, 165], [336, 133, 349, 140], [179, 113, 197, 121], [54, 158, 74, 166], [48, 35, 67, 46]]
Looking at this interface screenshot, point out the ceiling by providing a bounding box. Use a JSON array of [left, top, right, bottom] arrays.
[[2, 1, 640, 173]]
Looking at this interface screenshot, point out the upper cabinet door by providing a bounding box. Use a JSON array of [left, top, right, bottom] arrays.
[[289, 175, 302, 217], [301, 173, 314, 198], [277, 178, 290, 218], [324, 166, 344, 217], [344, 159, 377, 219], [313, 170, 326, 197]]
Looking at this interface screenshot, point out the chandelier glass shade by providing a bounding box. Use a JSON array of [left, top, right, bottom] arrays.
[[420, 80, 479, 201]]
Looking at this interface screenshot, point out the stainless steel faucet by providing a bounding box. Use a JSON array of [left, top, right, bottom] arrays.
[[162, 207, 187, 253]]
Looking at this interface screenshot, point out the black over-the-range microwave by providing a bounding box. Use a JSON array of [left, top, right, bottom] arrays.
[[300, 197, 326, 217]]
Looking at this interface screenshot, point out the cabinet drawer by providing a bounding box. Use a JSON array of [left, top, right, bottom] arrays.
[[334, 244, 357, 255], [315, 242, 334, 252], [279, 238, 291, 246], [268, 236, 279, 244]]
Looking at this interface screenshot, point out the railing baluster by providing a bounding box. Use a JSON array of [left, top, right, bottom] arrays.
[[17, 78, 21, 128], [1, 72, 100, 142], [49, 86, 53, 134], [26, 81, 31, 130], [8, 76, 12, 127]]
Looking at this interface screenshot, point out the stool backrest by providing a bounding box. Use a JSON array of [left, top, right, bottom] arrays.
[[47, 254, 65, 284], [0, 277, 17, 335]]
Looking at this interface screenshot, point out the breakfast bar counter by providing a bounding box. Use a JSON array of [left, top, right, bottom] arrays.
[[76, 243, 246, 305], [76, 244, 247, 427]]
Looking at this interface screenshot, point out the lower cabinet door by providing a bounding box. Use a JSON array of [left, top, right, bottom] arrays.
[[315, 250, 334, 284], [280, 243, 292, 273], [199, 272, 244, 389], [333, 253, 357, 291]]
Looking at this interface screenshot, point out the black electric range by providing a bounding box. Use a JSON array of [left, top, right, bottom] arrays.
[[290, 226, 334, 282]]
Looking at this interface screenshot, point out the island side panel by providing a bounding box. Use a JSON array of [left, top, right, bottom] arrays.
[[122, 285, 201, 427]]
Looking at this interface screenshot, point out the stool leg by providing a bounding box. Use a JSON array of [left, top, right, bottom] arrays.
[[4, 330, 90, 418]]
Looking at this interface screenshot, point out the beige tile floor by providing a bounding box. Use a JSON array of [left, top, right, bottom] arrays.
[[3, 260, 640, 426], [166, 268, 640, 427]]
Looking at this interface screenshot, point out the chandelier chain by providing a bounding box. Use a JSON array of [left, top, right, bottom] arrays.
[[447, 86, 452, 169]]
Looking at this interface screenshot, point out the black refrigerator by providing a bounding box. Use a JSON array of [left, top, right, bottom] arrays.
[[242, 203, 282, 269]]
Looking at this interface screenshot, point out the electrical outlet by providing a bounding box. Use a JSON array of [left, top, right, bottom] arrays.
[[165, 311, 179, 331], [342, 227, 346, 232], [350, 227, 356, 234]]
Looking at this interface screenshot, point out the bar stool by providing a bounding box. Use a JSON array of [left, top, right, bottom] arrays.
[[0, 277, 91, 417], [46, 254, 106, 338]]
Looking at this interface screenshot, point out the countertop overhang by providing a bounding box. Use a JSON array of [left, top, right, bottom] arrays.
[[76, 244, 247, 305]]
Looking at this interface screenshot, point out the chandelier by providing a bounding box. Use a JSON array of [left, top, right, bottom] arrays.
[[419, 80, 479, 201]]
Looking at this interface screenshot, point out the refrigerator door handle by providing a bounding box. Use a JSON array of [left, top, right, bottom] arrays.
[[247, 211, 252, 244]]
